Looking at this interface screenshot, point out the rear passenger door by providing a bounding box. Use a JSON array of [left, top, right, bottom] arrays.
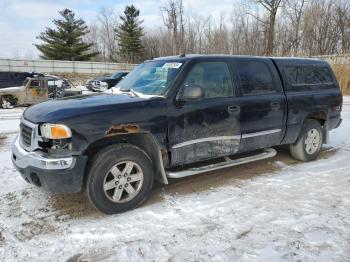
[[235, 59, 287, 152]]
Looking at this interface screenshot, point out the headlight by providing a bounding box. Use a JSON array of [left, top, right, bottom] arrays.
[[40, 124, 72, 139]]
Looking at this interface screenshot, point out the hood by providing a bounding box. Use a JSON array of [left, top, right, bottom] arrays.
[[23, 93, 153, 123], [0, 86, 24, 93], [94, 77, 114, 81]]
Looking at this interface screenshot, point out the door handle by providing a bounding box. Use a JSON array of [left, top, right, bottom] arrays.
[[227, 105, 240, 113], [270, 102, 280, 110]]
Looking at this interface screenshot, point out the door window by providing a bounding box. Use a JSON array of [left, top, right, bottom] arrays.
[[29, 80, 41, 88], [183, 62, 234, 98], [237, 61, 276, 95]]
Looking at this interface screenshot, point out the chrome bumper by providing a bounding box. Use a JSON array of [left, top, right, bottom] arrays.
[[11, 135, 75, 170]]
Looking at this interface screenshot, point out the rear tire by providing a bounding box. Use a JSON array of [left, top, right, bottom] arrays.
[[289, 119, 323, 162], [86, 144, 154, 214]]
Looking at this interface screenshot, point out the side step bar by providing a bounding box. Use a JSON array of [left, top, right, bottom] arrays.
[[167, 148, 277, 179]]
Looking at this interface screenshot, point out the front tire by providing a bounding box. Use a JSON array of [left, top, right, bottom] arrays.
[[289, 119, 323, 162], [86, 144, 154, 214], [0, 95, 17, 109]]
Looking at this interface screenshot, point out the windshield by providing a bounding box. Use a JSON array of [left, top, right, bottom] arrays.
[[23, 78, 30, 86], [116, 61, 183, 95], [111, 72, 123, 78]]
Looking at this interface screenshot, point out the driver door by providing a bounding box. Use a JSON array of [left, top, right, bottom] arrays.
[[168, 60, 242, 166], [25, 79, 48, 104]]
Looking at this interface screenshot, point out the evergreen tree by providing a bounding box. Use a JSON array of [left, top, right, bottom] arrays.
[[115, 5, 144, 63], [35, 9, 98, 61]]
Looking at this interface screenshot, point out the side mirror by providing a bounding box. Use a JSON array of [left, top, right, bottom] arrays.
[[178, 85, 205, 101]]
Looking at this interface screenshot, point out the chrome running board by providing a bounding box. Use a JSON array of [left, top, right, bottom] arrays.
[[167, 148, 277, 179]]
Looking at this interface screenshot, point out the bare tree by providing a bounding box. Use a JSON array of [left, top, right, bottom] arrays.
[[84, 21, 110, 62], [302, 0, 339, 56], [334, 0, 350, 53], [98, 7, 118, 61], [284, 0, 306, 55], [161, 0, 185, 55], [255, 0, 283, 55], [185, 14, 210, 54], [275, 17, 293, 55], [88, 0, 350, 62]]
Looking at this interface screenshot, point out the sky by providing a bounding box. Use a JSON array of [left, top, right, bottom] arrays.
[[0, 0, 238, 59]]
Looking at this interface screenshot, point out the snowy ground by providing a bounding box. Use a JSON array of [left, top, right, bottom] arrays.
[[0, 100, 350, 262]]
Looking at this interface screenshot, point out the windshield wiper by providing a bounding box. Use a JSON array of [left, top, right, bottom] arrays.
[[119, 88, 140, 97], [129, 89, 139, 97]]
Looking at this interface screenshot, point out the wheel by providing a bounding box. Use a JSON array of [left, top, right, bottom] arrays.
[[0, 95, 17, 109], [86, 144, 154, 214], [289, 119, 323, 162]]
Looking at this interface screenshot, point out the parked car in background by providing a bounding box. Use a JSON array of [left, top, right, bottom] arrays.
[[11, 55, 342, 214], [45, 75, 80, 99], [0, 72, 44, 89], [0, 76, 82, 108], [86, 71, 128, 92]]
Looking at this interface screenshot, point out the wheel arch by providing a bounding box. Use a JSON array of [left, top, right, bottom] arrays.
[[305, 111, 328, 126], [304, 111, 330, 144], [0, 94, 18, 106], [289, 117, 324, 162], [84, 133, 168, 186]]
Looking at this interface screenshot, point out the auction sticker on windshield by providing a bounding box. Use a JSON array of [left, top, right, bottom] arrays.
[[162, 62, 182, 69]]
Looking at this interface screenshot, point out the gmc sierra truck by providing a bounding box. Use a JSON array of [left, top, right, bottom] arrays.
[[11, 55, 342, 214]]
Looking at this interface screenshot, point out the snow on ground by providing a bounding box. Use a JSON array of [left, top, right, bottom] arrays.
[[0, 108, 24, 136], [0, 99, 350, 261]]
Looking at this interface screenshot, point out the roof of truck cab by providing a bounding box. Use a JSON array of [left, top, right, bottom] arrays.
[[152, 54, 268, 61], [152, 54, 328, 65]]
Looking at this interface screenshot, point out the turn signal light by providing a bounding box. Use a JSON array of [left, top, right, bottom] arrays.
[[40, 124, 72, 139]]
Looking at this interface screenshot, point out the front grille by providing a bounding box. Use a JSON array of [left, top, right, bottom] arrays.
[[20, 123, 33, 147]]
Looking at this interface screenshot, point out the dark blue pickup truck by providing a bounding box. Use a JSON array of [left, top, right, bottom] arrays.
[[11, 55, 342, 214]]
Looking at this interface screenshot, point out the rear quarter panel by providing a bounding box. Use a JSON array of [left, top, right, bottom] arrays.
[[282, 89, 342, 144]]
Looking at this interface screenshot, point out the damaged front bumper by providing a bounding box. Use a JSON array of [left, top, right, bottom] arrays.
[[11, 136, 87, 193]]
